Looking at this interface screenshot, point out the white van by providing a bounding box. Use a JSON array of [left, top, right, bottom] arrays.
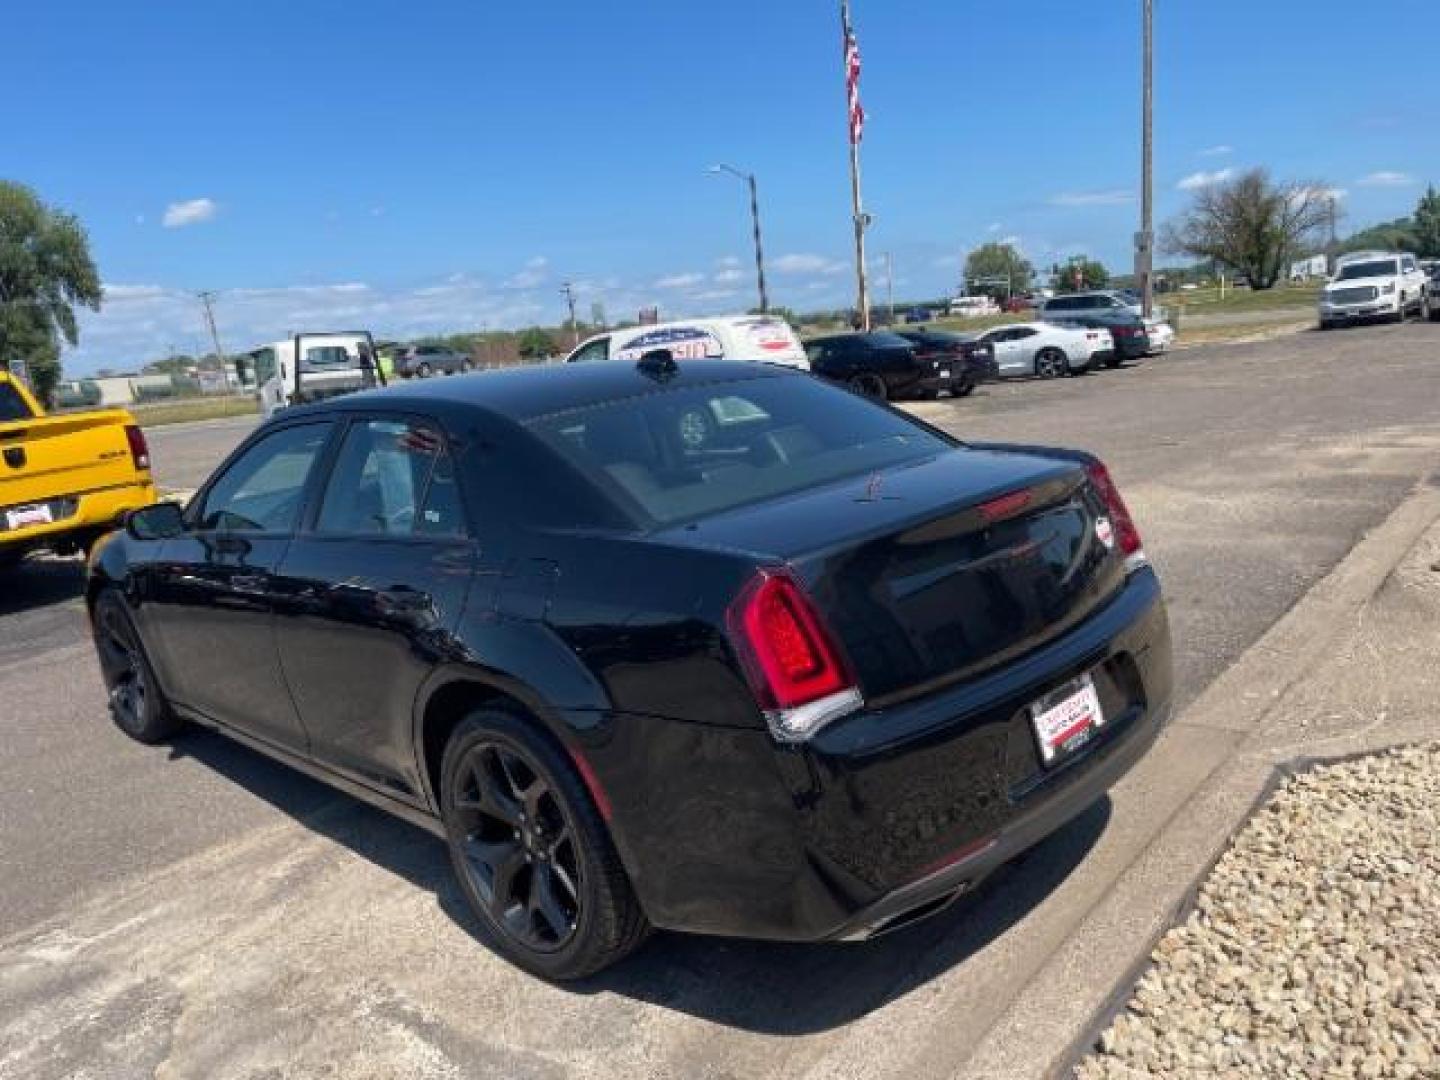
[[251, 331, 386, 420], [565, 315, 808, 369]]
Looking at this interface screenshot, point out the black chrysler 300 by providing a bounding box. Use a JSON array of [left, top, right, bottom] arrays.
[[88, 358, 1172, 980]]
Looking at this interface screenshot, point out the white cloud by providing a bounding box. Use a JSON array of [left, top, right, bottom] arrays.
[[103, 284, 167, 301], [1177, 168, 1237, 191], [1357, 171, 1415, 188], [504, 256, 549, 289], [691, 288, 740, 303], [655, 272, 705, 289], [714, 267, 745, 284], [1048, 190, 1134, 207], [716, 255, 742, 269], [986, 222, 1003, 234], [1199, 144, 1233, 157], [997, 235, 1023, 250], [162, 198, 217, 228], [774, 253, 847, 275]]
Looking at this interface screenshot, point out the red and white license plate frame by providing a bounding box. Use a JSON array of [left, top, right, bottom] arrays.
[[1030, 674, 1105, 764]]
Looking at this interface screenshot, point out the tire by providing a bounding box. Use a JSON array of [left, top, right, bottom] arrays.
[[460, 359, 474, 373], [417, 362, 434, 378], [847, 373, 889, 401], [93, 589, 181, 744], [1319, 319, 1333, 331], [1105, 355, 1124, 369], [954, 376, 977, 398], [439, 710, 648, 981], [1427, 295, 1440, 322], [1034, 348, 1068, 379]]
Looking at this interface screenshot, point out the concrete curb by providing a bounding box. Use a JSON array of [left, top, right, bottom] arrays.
[[957, 476, 1440, 1080]]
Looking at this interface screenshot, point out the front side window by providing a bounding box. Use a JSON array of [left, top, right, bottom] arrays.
[[199, 423, 332, 533], [569, 338, 610, 364], [315, 419, 465, 537], [527, 375, 950, 526], [252, 348, 278, 384]]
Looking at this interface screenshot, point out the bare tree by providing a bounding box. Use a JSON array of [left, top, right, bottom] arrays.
[[1163, 169, 1334, 290]]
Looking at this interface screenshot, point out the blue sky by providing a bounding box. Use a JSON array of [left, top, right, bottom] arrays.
[[8, 0, 1434, 373]]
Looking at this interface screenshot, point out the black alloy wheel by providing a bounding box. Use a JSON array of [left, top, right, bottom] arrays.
[[1034, 348, 1068, 379], [440, 712, 648, 980], [955, 374, 977, 398], [848, 372, 888, 401], [94, 590, 180, 744]]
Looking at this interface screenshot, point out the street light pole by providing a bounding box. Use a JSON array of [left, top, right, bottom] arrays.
[[710, 164, 769, 313], [884, 252, 894, 325], [1139, 0, 1155, 319]]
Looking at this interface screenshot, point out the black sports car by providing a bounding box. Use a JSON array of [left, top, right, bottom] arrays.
[[89, 356, 1173, 980]]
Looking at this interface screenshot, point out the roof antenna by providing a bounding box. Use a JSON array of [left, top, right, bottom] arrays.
[[636, 348, 678, 381]]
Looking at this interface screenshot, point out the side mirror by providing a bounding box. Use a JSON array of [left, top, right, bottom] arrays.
[[126, 502, 186, 541]]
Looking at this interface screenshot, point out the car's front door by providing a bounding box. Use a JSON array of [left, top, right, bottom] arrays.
[[1010, 327, 1042, 368], [985, 330, 1023, 373], [143, 420, 335, 751], [272, 416, 479, 801]]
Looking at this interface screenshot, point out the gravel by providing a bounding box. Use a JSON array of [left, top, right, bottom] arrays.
[[1076, 743, 1440, 1079]]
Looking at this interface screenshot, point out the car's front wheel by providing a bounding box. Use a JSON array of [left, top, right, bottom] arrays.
[[417, 362, 434, 378], [440, 710, 648, 981], [94, 589, 181, 744], [847, 373, 889, 401], [1427, 294, 1439, 322]]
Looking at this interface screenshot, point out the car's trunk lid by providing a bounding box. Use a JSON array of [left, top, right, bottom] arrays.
[[665, 448, 1126, 704]]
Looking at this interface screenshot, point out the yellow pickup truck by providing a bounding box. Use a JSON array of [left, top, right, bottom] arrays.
[[0, 371, 157, 567]]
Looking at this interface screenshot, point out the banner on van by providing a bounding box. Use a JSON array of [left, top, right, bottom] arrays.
[[615, 327, 725, 363]]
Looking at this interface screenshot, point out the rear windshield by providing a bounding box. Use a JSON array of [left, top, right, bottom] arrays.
[[526, 375, 950, 526], [0, 381, 35, 422], [1337, 260, 1398, 281]]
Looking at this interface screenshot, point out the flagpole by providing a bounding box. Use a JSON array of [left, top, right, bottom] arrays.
[[842, 0, 871, 332]]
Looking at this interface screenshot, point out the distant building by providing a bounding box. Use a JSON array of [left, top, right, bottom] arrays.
[[1290, 254, 1329, 281]]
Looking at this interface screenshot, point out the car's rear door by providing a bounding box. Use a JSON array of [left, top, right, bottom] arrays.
[[271, 414, 479, 802], [143, 420, 335, 752]]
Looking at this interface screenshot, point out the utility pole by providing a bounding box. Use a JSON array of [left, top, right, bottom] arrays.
[[560, 282, 579, 347], [196, 291, 228, 372], [1138, 0, 1155, 319], [709, 164, 770, 314]]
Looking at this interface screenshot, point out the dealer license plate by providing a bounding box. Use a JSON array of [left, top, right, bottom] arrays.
[[1030, 674, 1105, 764], [5, 503, 53, 531], [939, 368, 951, 378]]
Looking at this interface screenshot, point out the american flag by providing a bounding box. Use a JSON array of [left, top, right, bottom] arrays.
[[843, 5, 865, 146]]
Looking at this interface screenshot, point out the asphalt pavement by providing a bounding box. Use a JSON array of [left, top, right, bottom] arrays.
[[2, 321, 1438, 1078]]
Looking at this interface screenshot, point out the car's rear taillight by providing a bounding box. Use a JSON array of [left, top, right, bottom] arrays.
[[726, 568, 863, 741], [124, 424, 151, 471], [1086, 461, 1145, 568]]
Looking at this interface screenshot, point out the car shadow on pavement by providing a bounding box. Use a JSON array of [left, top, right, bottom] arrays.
[[167, 729, 1111, 1036], [0, 557, 86, 616]]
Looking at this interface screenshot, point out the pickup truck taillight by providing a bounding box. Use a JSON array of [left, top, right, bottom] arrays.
[[124, 425, 151, 471]]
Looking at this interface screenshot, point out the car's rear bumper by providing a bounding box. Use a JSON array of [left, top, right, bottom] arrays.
[[597, 567, 1173, 941], [0, 481, 156, 556]]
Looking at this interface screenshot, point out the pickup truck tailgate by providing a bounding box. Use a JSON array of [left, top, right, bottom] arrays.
[[0, 411, 148, 517]]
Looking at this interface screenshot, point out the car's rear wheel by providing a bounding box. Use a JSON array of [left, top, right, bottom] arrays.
[[1034, 348, 1068, 379], [440, 710, 648, 981], [1427, 295, 1439, 322], [954, 375, 977, 398], [460, 359, 474, 373], [848, 373, 889, 401], [417, 361, 434, 378], [94, 589, 181, 744]]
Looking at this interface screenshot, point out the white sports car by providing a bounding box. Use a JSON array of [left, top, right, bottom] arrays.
[[979, 322, 1112, 379]]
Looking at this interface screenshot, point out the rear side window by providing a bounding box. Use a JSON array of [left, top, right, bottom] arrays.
[[0, 381, 35, 422], [315, 419, 466, 537], [527, 376, 949, 526], [1046, 297, 1077, 311]]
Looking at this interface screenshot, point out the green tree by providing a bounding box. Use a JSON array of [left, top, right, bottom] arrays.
[[516, 326, 556, 360], [964, 243, 1033, 299], [1412, 185, 1440, 259], [1163, 169, 1331, 290], [1051, 258, 1111, 293], [0, 181, 102, 405]]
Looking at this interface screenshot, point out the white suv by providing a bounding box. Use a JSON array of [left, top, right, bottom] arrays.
[[1319, 252, 1427, 328]]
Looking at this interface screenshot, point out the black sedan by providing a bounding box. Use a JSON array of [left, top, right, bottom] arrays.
[[895, 328, 1000, 395], [804, 330, 967, 401], [89, 357, 1173, 980]]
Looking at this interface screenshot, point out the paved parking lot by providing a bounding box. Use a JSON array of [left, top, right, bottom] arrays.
[[2, 322, 1438, 1078]]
